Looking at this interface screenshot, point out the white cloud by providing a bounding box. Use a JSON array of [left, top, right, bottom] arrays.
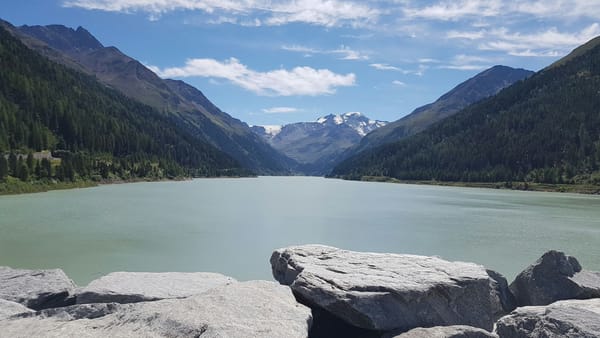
[[282, 44, 369, 60], [392, 80, 406, 86], [481, 24, 600, 57], [404, 0, 502, 21], [446, 30, 486, 40], [262, 107, 300, 113], [370, 63, 426, 75], [151, 57, 356, 96], [370, 63, 402, 71], [437, 54, 493, 71], [63, 0, 379, 27], [403, 0, 600, 21]]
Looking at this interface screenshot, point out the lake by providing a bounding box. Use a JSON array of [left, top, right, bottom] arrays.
[[1, 176, 599, 286]]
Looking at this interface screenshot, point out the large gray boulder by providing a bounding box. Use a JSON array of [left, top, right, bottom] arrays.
[[0, 299, 33, 319], [0, 267, 76, 310], [510, 250, 600, 306], [495, 298, 600, 337], [271, 245, 510, 332], [387, 325, 498, 338], [76, 271, 236, 304], [0, 280, 312, 337]]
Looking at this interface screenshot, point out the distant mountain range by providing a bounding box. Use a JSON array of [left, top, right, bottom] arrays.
[[332, 36, 600, 186], [252, 113, 387, 175], [10, 23, 292, 174], [352, 65, 534, 155]]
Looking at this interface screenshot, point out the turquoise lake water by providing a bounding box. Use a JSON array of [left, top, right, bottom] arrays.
[[1, 176, 599, 285]]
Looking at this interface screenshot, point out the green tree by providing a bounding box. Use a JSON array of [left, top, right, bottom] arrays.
[[41, 158, 52, 179], [18, 162, 29, 181], [0, 155, 7, 180], [8, 152, 17, 176], [26, 152, 34, 170]]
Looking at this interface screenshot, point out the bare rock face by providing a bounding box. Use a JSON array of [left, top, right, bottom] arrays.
[[495, 298, 600, 337], [386, 325, 498, 338], [76, 271, 236, 304], [271, 245, 510, 332], [510, 250, 600, 306], [0, 299, 33, 319], [0, 280, 312, 338], [0, 267, 76, 310]]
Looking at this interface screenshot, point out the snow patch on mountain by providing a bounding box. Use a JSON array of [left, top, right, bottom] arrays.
[[262, 125, 282, 137], [317, 112, 387, 136]]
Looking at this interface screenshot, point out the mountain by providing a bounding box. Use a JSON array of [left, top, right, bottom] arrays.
[[352, 66, 534, 154], [0, 24, 245, 183], [253, 113, 387, 175], [12, 23, 291, 174], [331, 37, 600, 186]]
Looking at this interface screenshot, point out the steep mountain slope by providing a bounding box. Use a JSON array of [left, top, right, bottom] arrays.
[[253, 113, 386, 175], [353, 66, 533, 154], [0, 24, 244, 183], [332, 37, 600, 185], [13, 23, 291, 174]]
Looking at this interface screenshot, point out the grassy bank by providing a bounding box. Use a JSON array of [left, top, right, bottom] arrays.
[[0, 177, 98, 195], [357, 176, 600, 194]]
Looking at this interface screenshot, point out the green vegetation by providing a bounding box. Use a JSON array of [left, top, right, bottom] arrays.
[[0, 25, 249, 193], [332, 38, 600, 191]]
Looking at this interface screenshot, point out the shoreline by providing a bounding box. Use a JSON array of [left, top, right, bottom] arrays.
[[0, 175, 256, 196], [3, 174, 600, 196], [352, 175, 600, 195]]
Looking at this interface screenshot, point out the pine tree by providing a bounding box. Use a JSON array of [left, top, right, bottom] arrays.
[[18, 162, 29, 181], [0, 155, 8, 180], [8, 152, 17, 176]]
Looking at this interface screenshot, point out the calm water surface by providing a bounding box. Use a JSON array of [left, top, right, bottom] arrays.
[[1, 176, 599, 285]]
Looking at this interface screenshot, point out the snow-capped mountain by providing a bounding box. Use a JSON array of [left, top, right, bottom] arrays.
[[316, 112, 387, 137], [251, 113, 388, 175]]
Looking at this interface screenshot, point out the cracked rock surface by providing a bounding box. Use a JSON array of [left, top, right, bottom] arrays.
[[495, 298, 600, 337], [271, 245, 509, 332], [510, 250, 600, 306], [0, 267, 76, 310], [0, 280, 312, 338], [76, 271, 236, 304]]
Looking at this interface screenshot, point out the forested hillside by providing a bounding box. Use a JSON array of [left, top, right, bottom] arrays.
[[352, 66, 533, 154], [0, 25, 246, 188], [15, 23, 293, 174], [331, 37, 600, 186]]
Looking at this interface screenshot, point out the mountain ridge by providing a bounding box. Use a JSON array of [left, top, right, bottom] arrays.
[[331, 36, 600, 187], [0, 23, 246, 186], [352, 65, 534, 154], [252, 112, 387, 175], [11, 22, 292, 174]]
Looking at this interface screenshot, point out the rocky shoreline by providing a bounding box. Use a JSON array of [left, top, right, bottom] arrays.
[[1, 246, 599, 337]]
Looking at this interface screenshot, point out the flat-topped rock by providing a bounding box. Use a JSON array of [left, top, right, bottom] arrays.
[[0, 280, 312, 338], [76, 271, 236, 304], [387, 325, 498, 338], [271, 245, 510, 332], [0, 267, 76, 310], [0, 299, 33, 319], [510, 250, 600, 306], [495, 298, 600, 337]]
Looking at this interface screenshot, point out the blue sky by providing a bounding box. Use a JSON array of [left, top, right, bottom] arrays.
[[2, 1, 600, 126]]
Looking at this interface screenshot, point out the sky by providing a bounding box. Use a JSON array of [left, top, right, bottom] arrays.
[[2, 1, 600, 126]]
